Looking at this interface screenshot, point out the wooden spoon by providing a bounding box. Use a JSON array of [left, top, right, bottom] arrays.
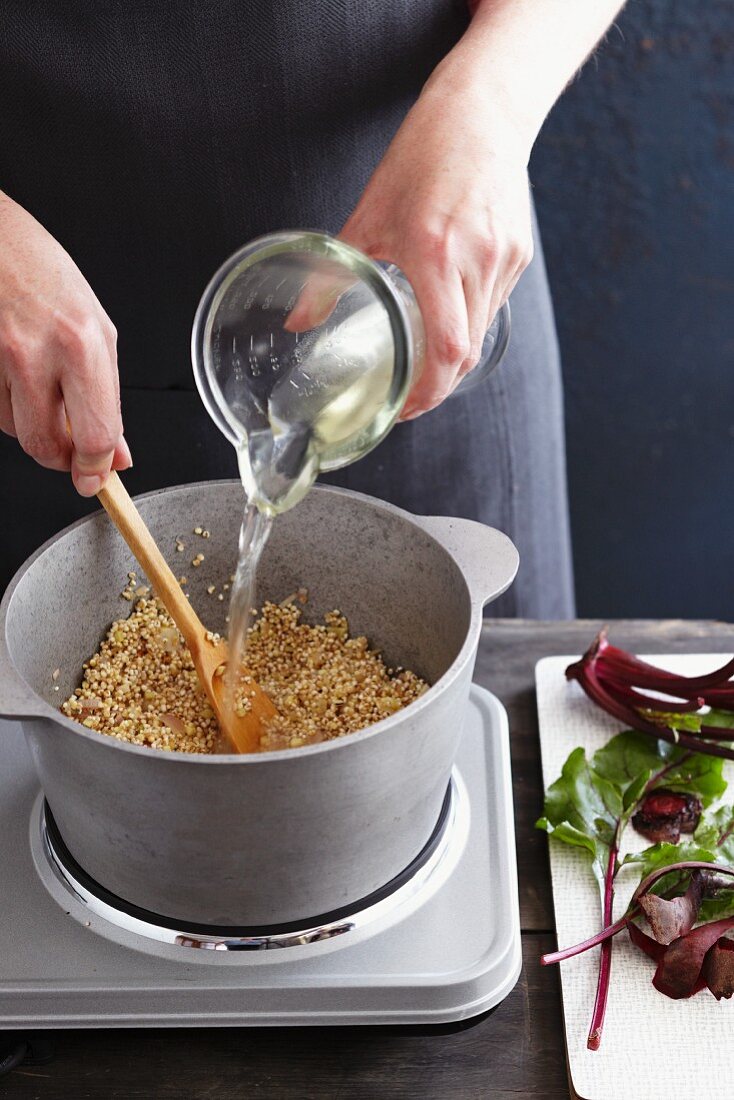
[[96, 471, 277, 753]]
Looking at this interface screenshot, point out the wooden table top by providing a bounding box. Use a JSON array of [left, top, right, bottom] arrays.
[[6, 619, 734, 1099]]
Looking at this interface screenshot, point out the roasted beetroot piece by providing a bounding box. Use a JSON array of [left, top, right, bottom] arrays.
[[652, 916, 734, 999], [630, 912, 734, 1000], [638, 870, 705, 944], [632, 789, 703, 843], [703, 937, 734, 1000]]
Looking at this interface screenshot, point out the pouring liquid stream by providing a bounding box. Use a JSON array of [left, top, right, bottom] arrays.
[[224, 424, 319, 717], [225, 503, 273, 716]]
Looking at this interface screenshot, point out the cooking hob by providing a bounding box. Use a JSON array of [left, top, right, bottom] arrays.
[[0, 685, 520, 1028]]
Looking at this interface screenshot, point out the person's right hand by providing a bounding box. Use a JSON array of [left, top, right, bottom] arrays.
[[0, 192, 131, 495]]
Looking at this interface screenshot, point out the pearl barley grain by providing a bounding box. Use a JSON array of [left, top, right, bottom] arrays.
[[62, 595, 428, 755]]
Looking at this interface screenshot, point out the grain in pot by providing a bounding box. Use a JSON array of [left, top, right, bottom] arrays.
[[61, 595, 429, 754], [238, 601, 428, 750]]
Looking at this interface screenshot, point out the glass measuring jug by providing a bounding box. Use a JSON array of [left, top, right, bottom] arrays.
[[192, 231, 510, 514]]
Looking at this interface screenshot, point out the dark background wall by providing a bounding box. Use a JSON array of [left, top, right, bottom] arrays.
[[530, 0, 734, 618]]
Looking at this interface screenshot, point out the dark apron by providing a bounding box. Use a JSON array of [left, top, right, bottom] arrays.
[[0, 1, 574, 616]]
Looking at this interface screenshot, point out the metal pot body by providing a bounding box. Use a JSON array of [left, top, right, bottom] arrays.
[[0, 483, 517, 926]]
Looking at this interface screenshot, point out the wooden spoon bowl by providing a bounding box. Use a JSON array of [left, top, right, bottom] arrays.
[[97, 472, 277, 753]]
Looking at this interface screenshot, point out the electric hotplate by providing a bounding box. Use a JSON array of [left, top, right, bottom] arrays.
[[0, 685, 520, 1027]]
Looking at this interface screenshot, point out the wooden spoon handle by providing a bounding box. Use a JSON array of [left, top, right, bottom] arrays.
[[97, 472, 202, 653]]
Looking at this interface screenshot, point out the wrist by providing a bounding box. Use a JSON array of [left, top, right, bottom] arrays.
[[422, 62, 537, 167], [423, 20, 555, 162]]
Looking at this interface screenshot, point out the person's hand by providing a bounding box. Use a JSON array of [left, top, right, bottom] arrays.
[[0, 193, 130, 494], [340, 71, 534, 420]]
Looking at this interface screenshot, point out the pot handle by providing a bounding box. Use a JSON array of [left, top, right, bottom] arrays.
[[413, 516, 519, 610], [0, 629, 40, 720]]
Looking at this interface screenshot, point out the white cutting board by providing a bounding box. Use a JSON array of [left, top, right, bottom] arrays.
[[536, 654, 734, 1100]]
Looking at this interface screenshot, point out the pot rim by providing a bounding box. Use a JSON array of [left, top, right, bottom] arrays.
[[0, 480, 483, 763]]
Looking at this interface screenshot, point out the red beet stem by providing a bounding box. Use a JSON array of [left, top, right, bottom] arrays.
[[630, 861, 734, 908], [541, 913, 631, 966], [595, 640, 734, 694], [661, 732, 734, 759], [596, 670, 704, 714], [697, 690, 734, 706], [697, 725, 734, 741], [587, 842, 618, 1050], [567, 657, 734, 762]]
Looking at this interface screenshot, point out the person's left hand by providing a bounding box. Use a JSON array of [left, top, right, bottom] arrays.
[[340, 72, 534, 420]]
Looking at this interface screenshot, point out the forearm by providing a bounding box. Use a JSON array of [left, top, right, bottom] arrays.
[[427, 0, 626, 157]]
